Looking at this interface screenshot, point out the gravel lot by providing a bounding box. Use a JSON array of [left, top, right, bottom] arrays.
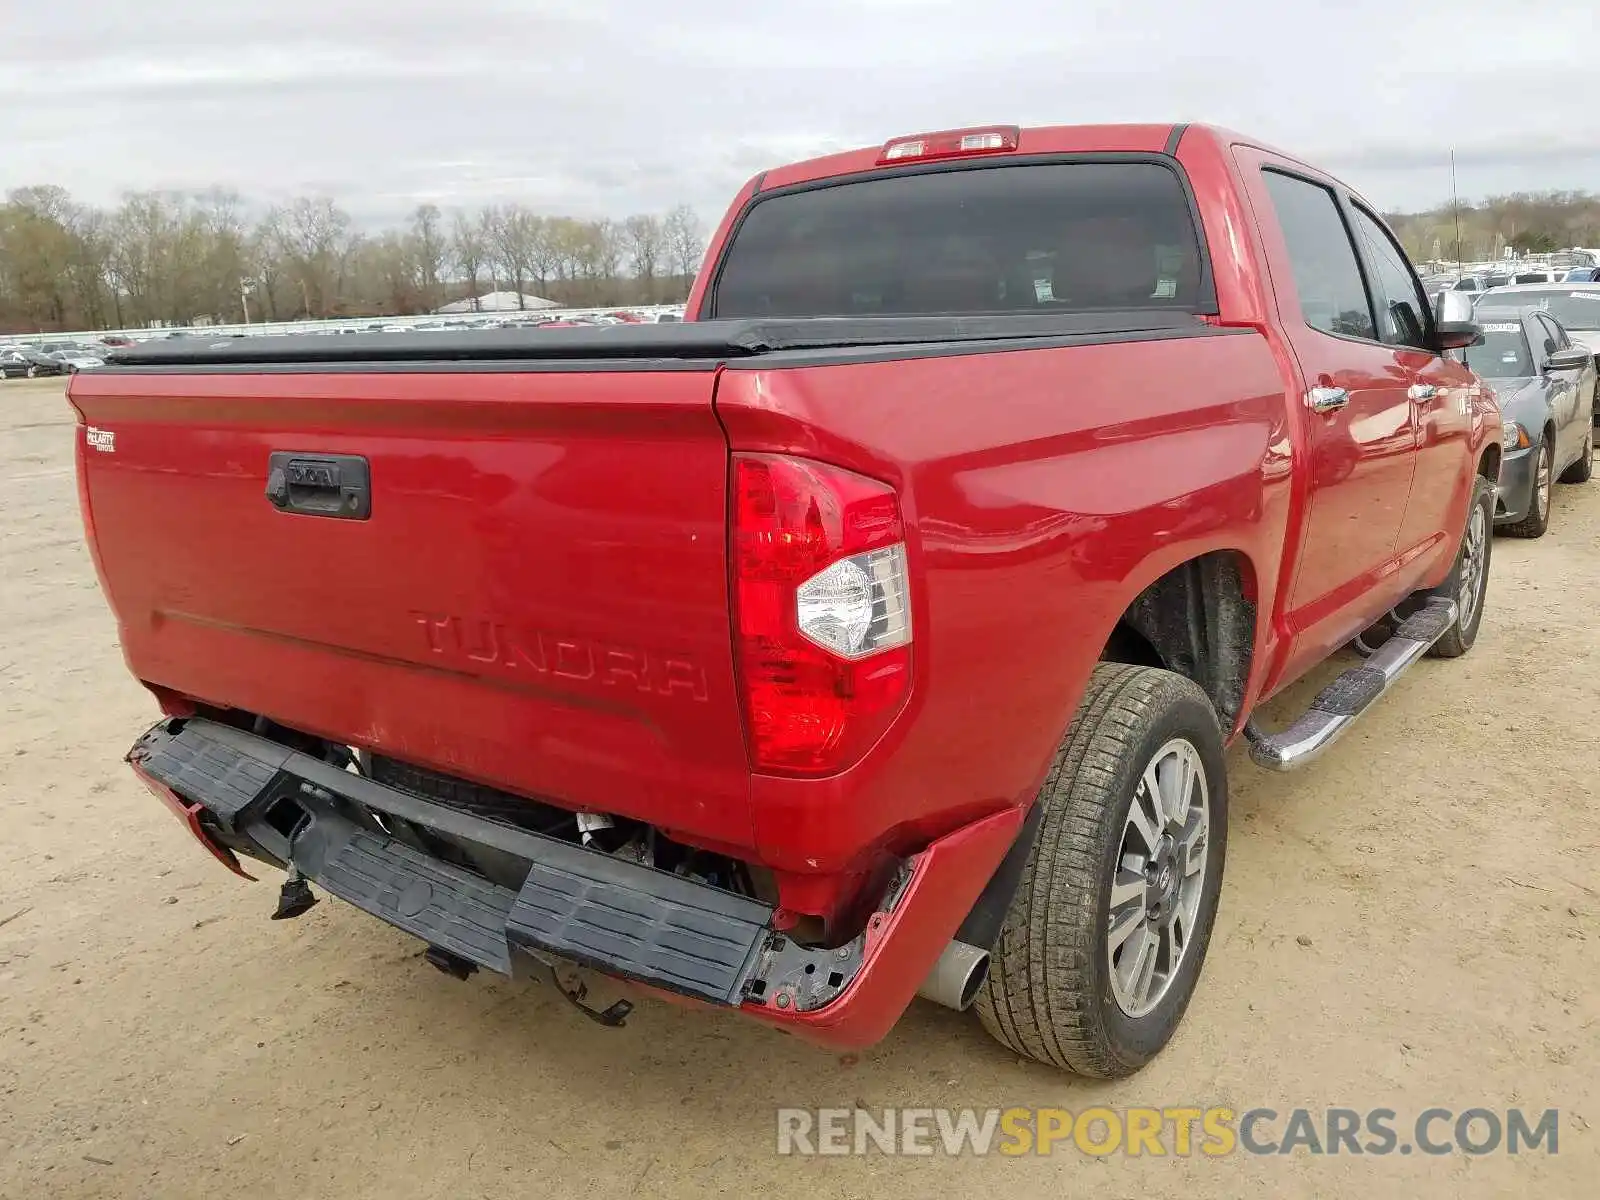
[[2, 377, 1595, 1198]]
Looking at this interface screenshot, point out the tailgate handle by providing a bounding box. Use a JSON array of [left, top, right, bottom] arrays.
[[265, 453, 371, 520]]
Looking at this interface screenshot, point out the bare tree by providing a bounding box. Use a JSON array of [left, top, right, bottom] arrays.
[[195, 189, 248, 323], [485, 205, 533, 307], [475, 209, 500, 296], [527, 217, 560, 299], [248, 208, 292, 322], [410, 204, 447, 312], [591, 219, 623, 305], [108, 192, 179, 325], [623, 214, 665, 304], [280, 197, 353, 317], [547, 217, 585, 302], [451, 210, 487, 310], [64, 208, 114, 327], [662, 205, 705, 299], [368, 231, 422, 314]]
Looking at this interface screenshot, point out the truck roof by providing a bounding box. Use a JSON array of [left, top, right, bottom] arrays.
[[758, 123, 1185, 192], [748, 122, 1319, 193]]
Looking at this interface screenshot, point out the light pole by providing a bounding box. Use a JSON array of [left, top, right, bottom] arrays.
[[240, 278, 255, 325]]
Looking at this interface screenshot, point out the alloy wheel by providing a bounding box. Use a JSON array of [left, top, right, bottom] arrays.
[[1459, 501, 1487, 629], [1107, 737, 1210, 1018]]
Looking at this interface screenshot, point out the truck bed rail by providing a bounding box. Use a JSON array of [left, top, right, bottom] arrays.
[[102, 311, 1213, 369]]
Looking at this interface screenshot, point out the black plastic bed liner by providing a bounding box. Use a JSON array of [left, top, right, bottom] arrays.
[[101, 310, 1212, 368], [128, 718, 809, 1007]]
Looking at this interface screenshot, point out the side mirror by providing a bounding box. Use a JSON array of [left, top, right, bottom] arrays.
[[1434, 290, 1475, 326], [1435, 321, 1483, 351], [1544, 347, 1593, 373]]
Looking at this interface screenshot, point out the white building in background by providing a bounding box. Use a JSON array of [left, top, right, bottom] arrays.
[[435, 291, 558, 314]]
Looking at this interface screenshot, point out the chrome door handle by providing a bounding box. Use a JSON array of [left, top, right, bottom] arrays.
[[1307, 386, 1350, 413], [1408, 383, 1438, 402]]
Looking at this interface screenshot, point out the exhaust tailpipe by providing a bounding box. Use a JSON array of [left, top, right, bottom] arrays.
[[915, 940, 990, 1012]]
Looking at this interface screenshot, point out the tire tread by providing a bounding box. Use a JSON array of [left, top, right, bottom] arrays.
[[975, 663, 1220, 1077]]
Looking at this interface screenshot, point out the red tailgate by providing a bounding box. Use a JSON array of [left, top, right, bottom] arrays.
[[70, 368, 754, 854]]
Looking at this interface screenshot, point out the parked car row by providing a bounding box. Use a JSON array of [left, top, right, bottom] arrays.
[[1450, 281, 1600, 538], [1420, 259, 1600, 301], [383, 309, 683, 332], [0, 343, 106, 379]]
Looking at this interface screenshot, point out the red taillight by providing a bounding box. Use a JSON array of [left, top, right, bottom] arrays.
[[732, 454, 913, 776], [877, 126, 1019, 165]]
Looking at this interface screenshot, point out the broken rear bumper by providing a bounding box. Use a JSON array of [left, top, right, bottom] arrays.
[[128, 718, 1021, 1050]]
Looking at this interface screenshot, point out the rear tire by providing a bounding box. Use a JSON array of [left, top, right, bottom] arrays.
[[1559, 427, 1592, 484], [974, 663, 1227, 1077], [1428, 476, 1493, 659]]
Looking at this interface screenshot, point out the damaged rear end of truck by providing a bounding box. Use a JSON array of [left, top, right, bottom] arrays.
[[69, 321, 1043, 1045], [70, 123, 1309, 1065]]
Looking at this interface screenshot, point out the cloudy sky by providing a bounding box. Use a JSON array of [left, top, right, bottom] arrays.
[[5, 0, 1597, 224]]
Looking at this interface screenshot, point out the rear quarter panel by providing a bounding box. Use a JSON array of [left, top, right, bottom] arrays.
[[716, 330, 1294, 876]]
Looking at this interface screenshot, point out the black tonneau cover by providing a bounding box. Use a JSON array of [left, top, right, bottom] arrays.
[[104, 311, 1205, 368]]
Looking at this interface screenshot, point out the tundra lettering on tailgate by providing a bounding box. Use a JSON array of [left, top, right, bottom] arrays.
[[412, 612, 708, 701]]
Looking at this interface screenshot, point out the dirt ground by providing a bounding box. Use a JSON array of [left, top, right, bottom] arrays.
[[1, 376, 1594, 1198]]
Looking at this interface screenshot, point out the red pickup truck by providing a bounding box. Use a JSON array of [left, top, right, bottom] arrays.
[[70, 123, 1498, 1078]]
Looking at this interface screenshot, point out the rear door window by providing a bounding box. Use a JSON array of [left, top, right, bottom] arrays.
[[709, 163, 1207, 319], [1259, 171, 1376, 341]]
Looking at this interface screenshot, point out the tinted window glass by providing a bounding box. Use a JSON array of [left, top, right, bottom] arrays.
[[711, 163, 1206, 318], [1463, 319, 1532, 379], [1261, 171, 1376, 341], [1350, 206, 1431, 349]]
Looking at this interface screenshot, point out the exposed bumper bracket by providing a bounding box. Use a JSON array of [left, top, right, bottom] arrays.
[[128, 718, 843, 1008], [128, 717, 906, 1015]]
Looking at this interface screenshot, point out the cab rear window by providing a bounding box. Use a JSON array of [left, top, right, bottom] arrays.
[[708, 162, 1208, 319]]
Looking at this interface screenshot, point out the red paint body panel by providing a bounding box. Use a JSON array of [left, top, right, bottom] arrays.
[[715, 332, 1294, 874], [131, 760, 255, 880], [71, 122, 1498, 1051], [744, 805, 1024, 1048], [72, 370, 757, 856]]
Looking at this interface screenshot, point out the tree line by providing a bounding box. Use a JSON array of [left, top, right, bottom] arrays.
[[1384, 190, 1600, 265], [0, 185, 707, 333], [9, 180, 1596, 333]]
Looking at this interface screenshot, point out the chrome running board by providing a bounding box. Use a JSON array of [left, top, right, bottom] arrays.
[[1244, 597, 1458, 772]]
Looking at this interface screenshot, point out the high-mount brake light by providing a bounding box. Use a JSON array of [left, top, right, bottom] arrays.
[[877, 126, 1019, 165], [732, 454, 913, 776]]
